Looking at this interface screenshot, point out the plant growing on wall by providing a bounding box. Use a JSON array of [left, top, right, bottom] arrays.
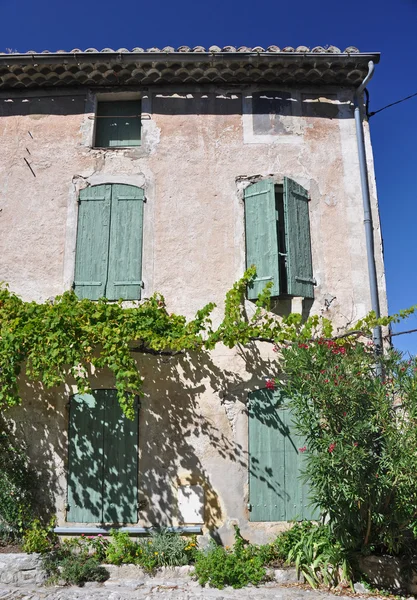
[[0, 268, 333, 418], [0, 267, 413, 419]]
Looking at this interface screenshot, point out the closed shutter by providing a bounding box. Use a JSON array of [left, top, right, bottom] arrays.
[[67, 391, 139, 524], [73, 185, 111, 300], [67, 394, 104, 523], [248, 388, 318, 522], [102, 392, 139, 523], [283, 178, 314, 298], [106, 184, 144, 301], [244, 180, 280, 299], [95, 101, 141, 148]]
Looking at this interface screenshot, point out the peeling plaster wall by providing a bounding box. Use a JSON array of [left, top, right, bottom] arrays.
[[0, 85, 387, 543]]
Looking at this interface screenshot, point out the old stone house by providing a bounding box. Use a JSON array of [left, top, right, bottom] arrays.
[[0, 45, 386, 543]]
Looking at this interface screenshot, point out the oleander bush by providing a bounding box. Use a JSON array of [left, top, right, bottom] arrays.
[[280, 340, 417, 556]]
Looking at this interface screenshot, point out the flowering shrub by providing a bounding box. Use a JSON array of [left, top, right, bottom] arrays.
[[280, 339, 417, 554]]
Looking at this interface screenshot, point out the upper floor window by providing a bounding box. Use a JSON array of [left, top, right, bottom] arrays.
[[94, 100, 141, 148], [73, 183, 144, 301], [244, 178, 314, 300]]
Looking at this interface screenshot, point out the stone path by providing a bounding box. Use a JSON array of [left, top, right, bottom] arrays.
[[0, 581, 358, 600]]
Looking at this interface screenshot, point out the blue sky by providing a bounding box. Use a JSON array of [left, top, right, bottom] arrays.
[[1, 0, 416, 353]]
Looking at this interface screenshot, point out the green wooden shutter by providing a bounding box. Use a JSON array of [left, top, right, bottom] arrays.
[[244, 180, 279, 299], [248, 388, 318, 521], [67, 394, 104, 523], [106, 184, 144, 301], [102, 392, 139, 524], [74, 185, 111, 300], [283, 178, 314, 299], [95, 101, 141, 148]]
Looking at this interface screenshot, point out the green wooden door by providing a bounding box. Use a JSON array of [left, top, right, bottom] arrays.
[[67, 390, 139, 523], [102, 392, 139, 523], [244, 180, 280, 299], [248, 388, 317, 521], [67, 394, 104, 523], [106, 184, 144, 301]]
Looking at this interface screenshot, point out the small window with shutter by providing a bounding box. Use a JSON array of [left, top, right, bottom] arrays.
[[73, 183, 144, 301], [94, 100, 141, 148], [244, 177, 314, 300]]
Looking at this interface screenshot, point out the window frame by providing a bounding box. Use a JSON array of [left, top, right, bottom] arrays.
[[93, 93, 142, 149]]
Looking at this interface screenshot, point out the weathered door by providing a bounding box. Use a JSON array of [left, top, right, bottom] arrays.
[[67, 390, 139, 523], [248, 388, 318, 521]]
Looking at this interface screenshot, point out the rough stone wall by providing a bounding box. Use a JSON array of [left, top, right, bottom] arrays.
[[0, 85, 387, 544]]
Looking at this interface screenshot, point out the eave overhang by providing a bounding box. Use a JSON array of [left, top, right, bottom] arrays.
[[0, 49, 381, 90]]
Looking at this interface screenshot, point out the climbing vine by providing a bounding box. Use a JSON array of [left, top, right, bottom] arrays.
[[0, 267, 415, 419]]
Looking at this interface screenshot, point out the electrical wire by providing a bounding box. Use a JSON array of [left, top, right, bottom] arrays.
[[368, 90, 417, 118]]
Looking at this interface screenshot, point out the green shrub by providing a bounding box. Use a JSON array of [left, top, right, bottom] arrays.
[[0, 422, 37, 539], [274, 521, 317, 560], [148, 529, 194, 567], [284, 523, 352, 589], [84, 534, 109, 562], [42, 542, 108, 587], [59, 554, 108, 586], [104, 530, 140, 565], [282, 342, 417, 555], [103, 529, 197, 572], [22, 517, 57, 553], [194, 526, 266, 589]]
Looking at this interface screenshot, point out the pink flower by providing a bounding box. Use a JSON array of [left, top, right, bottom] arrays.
[[299, 446, 307, 453], [343, 412, 347, 417], [324, 379, 329, 383], [328, 442, 336, 453], [354, 442, 358, 447], [265, 379, 275, 390]]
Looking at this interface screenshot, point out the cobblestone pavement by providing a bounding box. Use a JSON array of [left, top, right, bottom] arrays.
[[0, 580, 359, 600]]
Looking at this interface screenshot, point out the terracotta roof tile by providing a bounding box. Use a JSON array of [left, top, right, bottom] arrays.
[[0, 45, 360, 55]]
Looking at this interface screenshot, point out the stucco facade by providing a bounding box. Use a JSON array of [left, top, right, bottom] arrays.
[[0, 47, 387, 544]]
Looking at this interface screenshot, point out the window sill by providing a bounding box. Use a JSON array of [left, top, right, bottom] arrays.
[[55, 526, 202, 535], [92, 144, 142, 150]]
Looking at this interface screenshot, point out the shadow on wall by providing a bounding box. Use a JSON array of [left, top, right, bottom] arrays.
[[0, 91, 350, 119], [129, 341, 277, 530], [6, 379, 68, 522], [7, 340, 286, 532], [0, 95, 88, 116]]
